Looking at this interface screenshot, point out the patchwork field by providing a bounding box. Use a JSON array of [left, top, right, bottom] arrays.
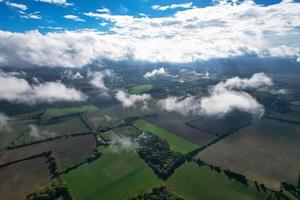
[[15, 116, 90, 145], [42, 104, 98, 121], [197, 118, 300, 190], [100, 130, 120, 142], [129, 84, 154, 94], [133, 119, 199, 154], [0, 118, 33, 149], [187, 111, 253, 136], [63, 146, 160, 200], [166, 162, 266, 200], [145, 113, 216, 146], [266, 111, 300, 124], [0, 134, 97, 171], [113, 125, 142, 138], [0, 157, 52, 200]]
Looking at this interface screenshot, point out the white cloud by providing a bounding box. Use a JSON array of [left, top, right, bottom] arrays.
[[87, 69, 114, 90], [64, 15, 85, 22], [63, 70, 83, 80], [96, 7, 110, 13], [0, 112, 11, 132], [6, 1, 27, 10], [151, 2, 193, 11], [158, 73, 271, 118], [115, 90, 151, 108], [0, 1, 300, 68], [215, 72, 273, 91], [20, 11, 42, 20], [35, 0, 71, 6], [0, 71, 87, 104], [28, 124, 56, 140], [144, 67, 167, 78]]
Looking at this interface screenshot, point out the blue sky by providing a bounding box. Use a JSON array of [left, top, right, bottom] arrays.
[[0, 0, 285, 32]]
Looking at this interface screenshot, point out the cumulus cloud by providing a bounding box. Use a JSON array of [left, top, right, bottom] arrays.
[[28, 124, 56, 140], [0, 1, 300, 68], [63, 70, 83, 80], [151, 2, 193, 11], [0, 72, 87, 104], [64, 15, 85, 22], [87, 69, 114, 90], [115, 90, 151, 109], [215, 72, 273, 90], [0, 113, 11, 132], [144, 67, 167, 78], [158, 73, 271, 118]]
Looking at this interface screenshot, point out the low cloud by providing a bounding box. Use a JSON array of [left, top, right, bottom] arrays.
[[28, 124, 56, 140], [5, 1, 27, 10], [158, 73, 270, 119], [87, 69, 114, 90], [144, 67, 167, 79], [63, 70, 84, 80], [0, 71, 87, 104], [0, 113, 11, 132], [115, 90, 151, 109], [109, 136, 138, 151], [35, 0, 72, 6]]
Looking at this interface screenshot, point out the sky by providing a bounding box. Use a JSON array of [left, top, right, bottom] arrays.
[[0, 0, 299, 68]]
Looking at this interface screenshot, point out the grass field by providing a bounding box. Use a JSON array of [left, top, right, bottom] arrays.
[[100, 130, 120, 142], [15, 116, 90, 145], [0, 157, 52, 200], [197, 118, 300, 190], [133, 119, 198, 154], [63, 146, 160, 200], [166, 162, 266, 200], [42, 105, 98, 121], [0, 134, 97, 171], [129, 84, 154, 94], [145, 113, 216, 146], [113, 125, 141, 138]]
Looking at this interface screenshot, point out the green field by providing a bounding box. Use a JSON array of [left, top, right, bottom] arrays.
[[133, 119, 198, 154], [129, 84, 154, 94], [63, 146, 160, 200], [166, 162, 266, 200], [100, 130, 120, 142], [42, 105, 98, 120]]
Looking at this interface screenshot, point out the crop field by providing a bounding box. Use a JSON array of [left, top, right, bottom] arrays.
[[133, 119, 199, 154], [42, 104, 98, 121], [196, 118, 300, 190], [84, 104, 157, 130], [63, 146, 160, 200], [0, 134, 97, 171], [266, 111, 300, 124], [0, 119, 33, 149], [113, 125, 142, 138], [187, 110, 253, 136], [145, 113, 216, 146], [100, 130, 120, 142], [129, 84, 154, 94], [15, 116, 90, 145], [0, 157, 52, 200], [166, 162, 266, 200]]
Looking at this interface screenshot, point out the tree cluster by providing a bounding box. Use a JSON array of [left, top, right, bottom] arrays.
[[128, 186, 184, 200], [26, 180, 73, 200], [137, 134, 184, 179]]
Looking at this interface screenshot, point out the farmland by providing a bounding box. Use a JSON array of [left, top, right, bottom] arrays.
[[0, 134, 97, 171], [133, 119, 199, 154], [166, 162, 266, 200], [145, 113, 216, 146], [42, 105, 98, 121], [197, 118, 300, 190], [0, 157, 52, 200], [129, 84, 154, 94], [63, 146, 161, 200]]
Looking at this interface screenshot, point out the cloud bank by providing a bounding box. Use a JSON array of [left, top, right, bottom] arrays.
[[0, 72, 87, 104], [158, 73, 271, 118], [115, 90, 151, 109], [0, 0, 299, 68]]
